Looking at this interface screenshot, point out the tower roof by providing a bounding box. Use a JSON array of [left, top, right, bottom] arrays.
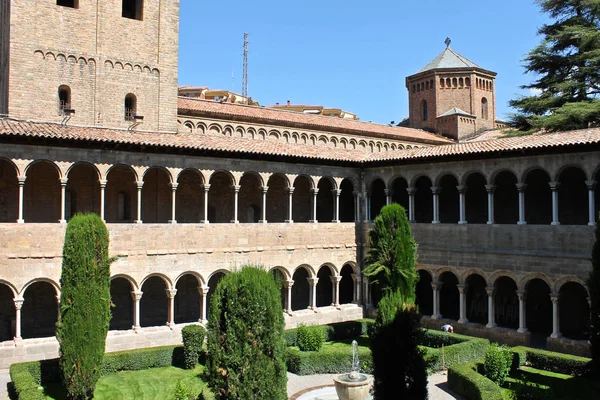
[[417, 47, 482, 73]]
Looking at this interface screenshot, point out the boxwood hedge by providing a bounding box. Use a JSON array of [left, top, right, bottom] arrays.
[[510, 346, 592, 377], [448, 358, 503, 400]]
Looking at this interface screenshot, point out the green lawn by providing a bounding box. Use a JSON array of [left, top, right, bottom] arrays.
[[502, 366, 600, 400], [42, 365, 208, 400]]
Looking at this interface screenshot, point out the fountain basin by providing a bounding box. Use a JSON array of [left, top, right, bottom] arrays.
[[333, 374, 372, 400]]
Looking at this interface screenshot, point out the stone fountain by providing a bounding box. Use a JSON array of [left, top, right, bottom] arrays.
[[332, 340, 372, 400]]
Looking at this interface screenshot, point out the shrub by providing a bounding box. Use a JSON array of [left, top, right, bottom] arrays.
[[370, 301, 428, 400], [364, 204, 417, 299], [182, 324, 206, 369], [296, 324, 325, 352], [174, 380, 196, 400], [283, 319, 374, 347], [420, 329, 472, 347], [422, 337, 489, 372], [448, 359, 503, 400], [56, 213, 114, 399], [206, 266, 287, 400], [285, 344, 373, 375], [506, 376, 553, 400], [484, 343, 512, 386], [510, 346, 592, 377]]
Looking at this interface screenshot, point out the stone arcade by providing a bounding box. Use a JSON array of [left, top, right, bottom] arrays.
[[0, 0, 599, 368]]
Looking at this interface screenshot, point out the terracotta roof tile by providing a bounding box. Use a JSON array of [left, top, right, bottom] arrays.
[[177, 97, 453, 145], [366, 128, 600, 162]]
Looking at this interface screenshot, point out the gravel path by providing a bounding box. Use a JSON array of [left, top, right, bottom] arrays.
[[287, 371, 463, 399]]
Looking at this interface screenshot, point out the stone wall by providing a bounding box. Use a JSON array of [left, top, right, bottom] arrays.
[[0, 0, 9, 116]]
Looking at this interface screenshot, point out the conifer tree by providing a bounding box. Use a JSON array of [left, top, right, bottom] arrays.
[[56, 214, 113, 399], [509, 0, 600, 131], [363, 204, 417, 301], [589, 215, 600, 374]]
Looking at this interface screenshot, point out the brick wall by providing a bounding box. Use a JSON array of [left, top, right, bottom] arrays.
[[0, 0, 9, 115]]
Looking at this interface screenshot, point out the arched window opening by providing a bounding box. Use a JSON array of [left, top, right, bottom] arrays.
[[412, 85, 416, 93], [524, 169, 551, 225], [58, 85, 71, 115], [440, 78, 445, 88], [494, 171, 519, 224], [425, 81, 429, 90], [466, 275, 487, 325], [416, 270, 433, 316], [459, 77, 464, 87], [391, 177, 409, 213], [430, 79, 434, 89], [316, 267, 333, 307], [494, 277, 518, 329], [109, 278, 133, 330], [465, 173, 487, 224], [339, 179, 355, 222], [481, 98, 488, 120], [369, 179, 386, 220], [57, 0, 78, 8], [339, 265, 354, 305], [0, 284, 15, 341], [440, 272, 459, 320], [122, 0, 143, 20], [559, 282, 589, 340], [124, 93, 137, 121], [558, 167, 588, 225], [452, 78, 458, 87], [414, 176, 433, 223], [140, 277, 168, 328], [465, 77, 471, 87], [525, 279, 552, 336], [117, 191, 130, 221], [438, 174, 459, 223], [422, 100, 428, 121], [291, 268, 310, 311], [175, 275, 201, 324]]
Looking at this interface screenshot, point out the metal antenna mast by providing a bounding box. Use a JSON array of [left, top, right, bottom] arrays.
[[242, 33, 248, 103]]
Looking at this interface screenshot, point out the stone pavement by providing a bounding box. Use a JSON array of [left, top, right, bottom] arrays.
[[287, 371, 463, 399], [0, 369, 10, 400]]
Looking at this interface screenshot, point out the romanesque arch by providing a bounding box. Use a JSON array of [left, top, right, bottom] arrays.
[[0, 158, 19, 222], [175, 274, 201, 324], [110, 276, 134, 331], [558, 166, 587, 225], [206, 271, 227, 319], [390, 176, 409, 213], [466, 274, 487, 325], [66, 162, 101, 219], [293, 175, 312, 223], [464, 172, 487, 224], [208, 171, 234, 223], [176, 169, 204, 223], [416, 269, 433, 316], [291, 266, 310, 311], [439, 271, 459, 320], [339, 264, 354, 305], [238, 172, 262, 223], [559, 281, 589, 340], [316, 265, 334, 307], [270, 268, 286, 310], [524, 168, 551, 225], [369, 178, 386, 220], [493, 170, 518, 224], [266, 174, 289, 223], [142, 167, 172, 223], [0, 283, 15, 341], [105, 165, 137, 223], [24, 160, 61, 223], [21, 281, 58, 339], [414, 176, 433, 223], [140, 276, 169, 327], [339, 178, 355, 223], [438, 174, 459, 223], [316, 177, 335, 223], [494, 276, 518, 329], [525, 278, 552, 336]]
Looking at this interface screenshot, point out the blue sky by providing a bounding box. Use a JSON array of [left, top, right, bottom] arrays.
[[179, 0, 549, 124]]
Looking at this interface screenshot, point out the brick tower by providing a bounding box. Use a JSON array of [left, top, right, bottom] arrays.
[[406, 41, 497, 141], [0, 0, 179, 132]]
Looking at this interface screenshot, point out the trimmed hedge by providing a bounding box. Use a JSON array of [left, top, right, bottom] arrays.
[[447, 358, 503, 400], [10, 346, 184, 400], [420, 330, 473, 347], [284, 319, 374, 347], [421, 336, 489, 372], [510, 346, 592, 377], [286, 344, 373, 375], [296, 324, 325, 352], [182, 324, 206, 369]]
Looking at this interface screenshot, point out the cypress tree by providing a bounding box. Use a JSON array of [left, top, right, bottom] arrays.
[[206, 266, 287, 399], [509, 0, 600, 132], [363, 203, 417, 301], [56, 213, 113, 399], [589, 215, 600, 374]]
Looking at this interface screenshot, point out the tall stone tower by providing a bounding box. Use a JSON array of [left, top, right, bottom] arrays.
[[0, 0, 179, 132], [406, 42, 497, 141]]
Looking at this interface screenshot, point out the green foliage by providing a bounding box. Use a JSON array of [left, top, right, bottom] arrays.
[[509, 1, 600, 131], [370, 302, 428, 400], [421, 337, 489, 372], [56, 213, 114, 399], [285, 343, 373, 375], [510, 346, 592, 376], [420, 329, 473, 347], [484, 344, 512, 386], [296, 324, 325, 352], [589, 217, 600, 374], [10, 346, 184, 400], [206, 266, 287, 400], [182, 324, 206, 369], [174, 380, 196, 400], [370, 290, 407, 338], [506, 378, 553, 400], [447, 359, 504, 400], [284, 320, 375, 347], [364, 204, 417, 299]]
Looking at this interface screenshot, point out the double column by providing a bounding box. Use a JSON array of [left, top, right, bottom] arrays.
[[199, 286, 209, 324], [457, 284, 467, 324], [431, 186, 441, 224], [135, 181, 144, 224], [430, 282, 441, 319], [285, 187, 294, 223], [485, 184, 495, 224], [457, 186, 467, 224], [59, 178, 68, 223], [307, 277, 319, 310], [586, 180, 596, 225], [330, 275, 342, 307], [13, 298, 24, 340], [310, 188, 319, 223], [517, 291, 527, 333], [406, 187, 416, 222], [516, 183, 527, 225], [550, 294, 561, 338], [332, 189, 341, 223], [486, 287, 496, 328], [131, 290, 143, 331], [259, 186, 268, 223], [166, 288, 177, 327], [17, 176, 26, 223], [231, 185, 240, 223], [202, 184, 210, 223], [284, 280, 294, 314], [169, 183, 178, 224], [549, 181, 560, 225]]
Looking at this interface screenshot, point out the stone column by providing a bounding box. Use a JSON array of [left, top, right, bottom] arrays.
[[231, 185, 240, 223], [457, 284, 468, 324], [285, 187, 294, 223], [363, 276, 371, 307], [549, 181, 560, 225], [310, 188, 319, 223], [59, 178, 68, 223], [17, 176, 26, 223], [307, 277, 319, 310], [586, 180, 596, 226], [517, 291, 528, 333], [131, 290, 143, 331], [332, 189, 341, 223], [284, 280, 294, 315], [431, 282, 441, 319], [199, 286, 209, 324], [407, 187, 416, 222], [169, 183, 178, 224], [363, 192, 370, 222], [351, 273, 361, 304], [384, 189, 391, 205], [353, 192, 360, 222], [14, 298, 23, 340], [259, 186, 268, 223], [457, 185, 467, 224], [202, 184, 210, 224], [486, 287, 496, 328], [331, 275, 342, 307], [431, 187, 441, 224], [485, 184, 496, 224], [166, 289, 177, 327], [135, 181, 144, 224], [551, 294, 561, 338], [516, 183, 527, 225], [99, 179, 107, 222]]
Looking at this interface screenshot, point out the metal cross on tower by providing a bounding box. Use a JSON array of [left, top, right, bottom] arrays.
[[445, 37, 452, 48]]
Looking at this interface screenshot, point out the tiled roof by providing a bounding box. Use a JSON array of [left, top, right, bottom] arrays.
[[366, 128, 600, 162], [417, 47, 483, 73], [178, 97, 452, 145], [0, 118, 370, 163]]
